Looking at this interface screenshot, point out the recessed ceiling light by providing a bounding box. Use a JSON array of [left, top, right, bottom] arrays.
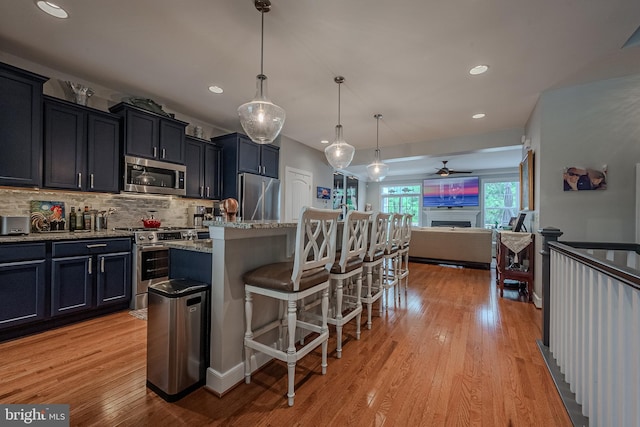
[[321, 140, 329, 144], [35, 1, 68, 18], [208, 85, 223, 94], [469, 65, 489, 75], [472, 113, 486, 119]]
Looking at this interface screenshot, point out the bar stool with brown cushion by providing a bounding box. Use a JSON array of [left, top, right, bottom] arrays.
[[382, 213, 403, 310], [361, 212, 390, 329], [243, 206, 340, 407], [397, 214, 413, 296], [326, 210, 370, 358]]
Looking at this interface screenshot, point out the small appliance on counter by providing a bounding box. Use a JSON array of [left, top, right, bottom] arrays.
[[189, 206, 207, 228], [0, 216, 30, 235]]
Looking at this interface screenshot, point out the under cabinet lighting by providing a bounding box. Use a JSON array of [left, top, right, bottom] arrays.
[[35, 1, 68, 18]]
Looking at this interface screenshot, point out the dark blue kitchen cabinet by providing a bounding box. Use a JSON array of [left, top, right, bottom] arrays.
[[51, 238, 131, 316], [44, 96, 120, 193], [0, 243, 46, 330], [0, 62, 48, 188], [96, 252, 131, 306], [213, 132, 279, 199], [51, 255, 92, 316], [185, 136, 221, 199], [110, 102, 187, 164]]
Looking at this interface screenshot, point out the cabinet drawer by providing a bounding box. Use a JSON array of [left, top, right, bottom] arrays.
[[0, 243, 46, 263], [52, 238, 131, 257]]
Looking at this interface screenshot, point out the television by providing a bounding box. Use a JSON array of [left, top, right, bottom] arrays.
[[423, 176, 479, 207]]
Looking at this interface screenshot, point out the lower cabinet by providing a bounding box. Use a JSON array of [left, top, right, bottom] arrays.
[[0, 243, 46, 329], [0, 238, 131, 340], [51, 238, 131, 317]]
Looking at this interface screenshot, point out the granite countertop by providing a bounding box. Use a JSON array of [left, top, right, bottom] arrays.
[[164, 239, 213, 253], [203, 220, 297, 230], [0, 229, 134, 243]]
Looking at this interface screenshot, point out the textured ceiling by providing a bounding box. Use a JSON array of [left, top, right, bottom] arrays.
[[1, 0, 639, 178]]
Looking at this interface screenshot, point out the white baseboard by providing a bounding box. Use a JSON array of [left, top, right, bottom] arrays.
[[532, 291, 542, 309], [205, 352, 273, 396]]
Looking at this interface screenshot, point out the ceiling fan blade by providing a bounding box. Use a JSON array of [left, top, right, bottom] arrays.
[[448, 170, 473, 174]]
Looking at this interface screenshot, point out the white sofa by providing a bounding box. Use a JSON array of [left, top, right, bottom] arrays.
[[408, 226, 493, 269]]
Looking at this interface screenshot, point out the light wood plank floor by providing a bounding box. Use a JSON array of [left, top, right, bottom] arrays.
[[0, 262, 571, 426]]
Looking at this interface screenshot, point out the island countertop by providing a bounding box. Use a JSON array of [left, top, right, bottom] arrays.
[[203, 220, 297, 230], [164, 239, 213, 253]]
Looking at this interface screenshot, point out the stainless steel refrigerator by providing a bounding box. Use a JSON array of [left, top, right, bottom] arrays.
[[238, 173, 280, 220]]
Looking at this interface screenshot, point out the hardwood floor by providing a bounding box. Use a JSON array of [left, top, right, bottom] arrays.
[[0, 262, 571, 426]]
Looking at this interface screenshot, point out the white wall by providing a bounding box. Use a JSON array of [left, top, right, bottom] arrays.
[[526, 72, 640, 307], [537, 73, 640, 242]]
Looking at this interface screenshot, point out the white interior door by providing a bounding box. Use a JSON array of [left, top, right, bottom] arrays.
[[285, 167, 312, 221]]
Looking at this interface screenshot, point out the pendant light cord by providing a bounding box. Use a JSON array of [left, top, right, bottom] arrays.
[[337, 81, 341, 126], [260, 10, 265, 76]]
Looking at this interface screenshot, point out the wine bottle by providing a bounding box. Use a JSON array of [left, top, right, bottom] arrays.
[[69, 207, 76, 232]]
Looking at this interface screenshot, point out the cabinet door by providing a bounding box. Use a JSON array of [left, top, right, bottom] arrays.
[[204, 143, 222, 199], [87, 113, 120, 192], [96, 252, 131, 306], [44, 100, 86, 190], [185, 137, 204, 198], [0, 64, 46, 188], [237, 136, 261, 174], [51, 256, 93, 316], [159, 120, 185, 164], [0, 259, 46, 329], [261, 145, 279, 178], [124, 109, 158, 159]]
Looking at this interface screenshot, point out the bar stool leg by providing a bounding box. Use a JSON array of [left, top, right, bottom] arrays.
[[286, 300, 297, 406], [335, 279, 344, 359], [321, 288, 329, 375], [365, 266, 373, 329], [244, 290, 253, 384], [356, 275, 362, 340]]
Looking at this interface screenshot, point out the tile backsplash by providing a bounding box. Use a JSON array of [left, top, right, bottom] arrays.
[[0, 187, 213, 229]]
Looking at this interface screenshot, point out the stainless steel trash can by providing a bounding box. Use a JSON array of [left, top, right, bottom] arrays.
[[146, 278, 210, 402]]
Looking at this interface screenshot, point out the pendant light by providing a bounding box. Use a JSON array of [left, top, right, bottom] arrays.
[[237, 0, 285, 144], [324, 76, 355, 169], [367, 114, 389, 182]]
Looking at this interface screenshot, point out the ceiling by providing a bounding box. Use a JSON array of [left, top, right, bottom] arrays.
[[2, 0, 640, 179]]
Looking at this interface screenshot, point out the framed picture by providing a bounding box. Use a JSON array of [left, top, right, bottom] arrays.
[[317, 186, 331, 199], [519, 150, 534, 210], [562, 166, 607, 191]]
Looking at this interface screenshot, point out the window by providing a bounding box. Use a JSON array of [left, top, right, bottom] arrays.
[[483, 180, 520, 227], [380, 184, 421, 226]]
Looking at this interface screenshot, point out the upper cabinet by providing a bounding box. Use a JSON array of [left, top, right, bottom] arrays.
[[44, 96, 120, 193], [109, 102, 187, 164], [213, 132, 279, 199], [184, 136, 222, 200], [0, 62, 48, 188]]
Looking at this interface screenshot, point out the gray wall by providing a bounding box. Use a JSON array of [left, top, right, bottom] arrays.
[[278, 134, 335, 210], [527, 72, 640, 306]]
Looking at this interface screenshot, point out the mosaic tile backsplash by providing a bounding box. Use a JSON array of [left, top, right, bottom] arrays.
[[0, 187, 213, 230]]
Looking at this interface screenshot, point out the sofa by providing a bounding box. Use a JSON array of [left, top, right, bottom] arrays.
[[408, 227, 493, 269]]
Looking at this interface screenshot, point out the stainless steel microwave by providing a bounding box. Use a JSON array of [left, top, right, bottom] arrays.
[[123, 156, 186, 196]]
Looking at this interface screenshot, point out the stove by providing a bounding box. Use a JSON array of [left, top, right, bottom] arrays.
[[121, 227, 198, 309], [114, 227, 198, 245]]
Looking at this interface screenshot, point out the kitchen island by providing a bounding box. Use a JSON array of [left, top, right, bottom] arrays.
[[200, 220, 297, 395]]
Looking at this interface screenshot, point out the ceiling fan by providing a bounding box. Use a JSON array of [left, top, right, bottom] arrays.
[[433, 160, 473, 176]]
